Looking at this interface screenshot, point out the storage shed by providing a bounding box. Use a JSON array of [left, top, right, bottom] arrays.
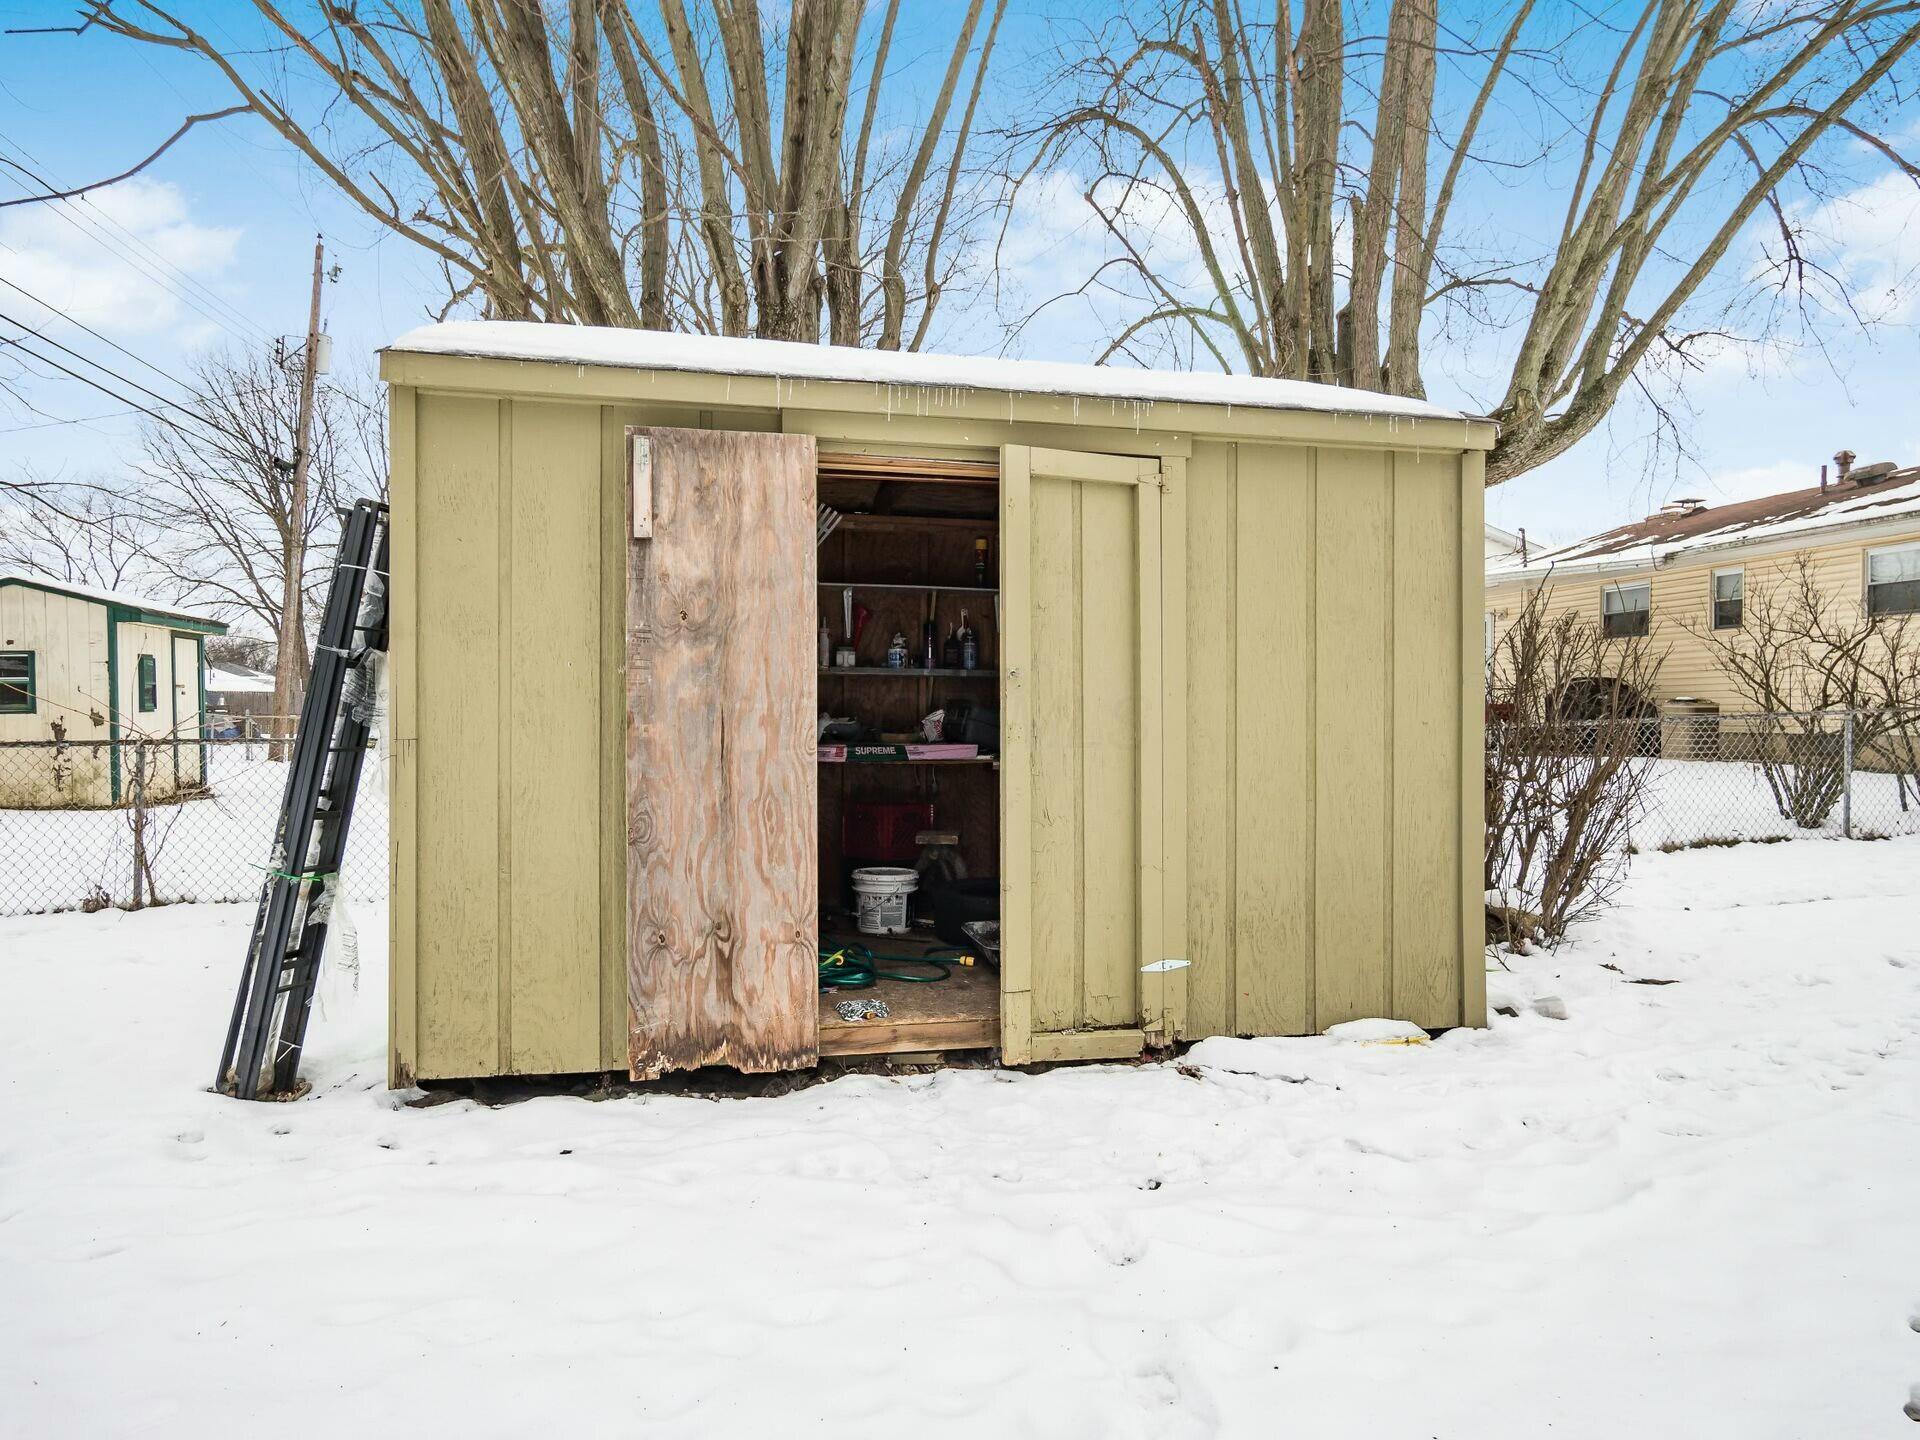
[[379, 323, 1492, 1085], [0, 570, 227, 807]]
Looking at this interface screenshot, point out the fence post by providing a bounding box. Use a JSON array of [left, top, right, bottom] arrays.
[[1841, 709, 1855, 839]]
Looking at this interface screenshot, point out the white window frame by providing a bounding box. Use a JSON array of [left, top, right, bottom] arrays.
[[1601, 581, 1651, 639], [1710, 567, 1744, 630], [1865, 541, 1920, 618], [1484, 611, 1495, 663]]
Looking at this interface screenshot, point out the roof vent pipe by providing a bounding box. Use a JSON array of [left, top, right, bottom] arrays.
[[1835, 449, 1856, 483], [1820, 463, 1829, 492]]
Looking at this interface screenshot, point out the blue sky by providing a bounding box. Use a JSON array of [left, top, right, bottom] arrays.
[[2, 0, 1917, 548]]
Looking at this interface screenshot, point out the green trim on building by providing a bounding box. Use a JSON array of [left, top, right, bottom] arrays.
[[192, 631, 209, 781], [106, 619, 122, 804], [0, 649, 34, 713], [136, 652, 159, 713], [0, 578, 229, 636]]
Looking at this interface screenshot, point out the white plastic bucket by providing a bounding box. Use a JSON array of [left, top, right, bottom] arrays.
[[851, 866, 918, 936]]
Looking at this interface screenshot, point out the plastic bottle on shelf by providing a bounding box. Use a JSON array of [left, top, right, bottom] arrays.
[[886, 632, 909, 669], [974, 538, 990, 586], [958, 610, 978, 671]]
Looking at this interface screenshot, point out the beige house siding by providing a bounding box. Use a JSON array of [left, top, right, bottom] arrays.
[[383, 355, 1492, 1083], [0, 582, 218, 807], [1485, 521, 1920, 710], [0, 584, 113, 805]]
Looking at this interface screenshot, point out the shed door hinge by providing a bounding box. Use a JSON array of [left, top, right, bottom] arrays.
[[629, 433, 653, 539]]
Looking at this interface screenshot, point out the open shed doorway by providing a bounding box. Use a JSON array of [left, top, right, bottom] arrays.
[[814, 451, 1003, 1059]]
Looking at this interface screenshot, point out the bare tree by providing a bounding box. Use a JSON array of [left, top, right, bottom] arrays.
[[1020, 0, 1920, 483], [1690, 554, 1920, 825], [130, 347, 386, 741], [0, 479, 166, 593], [74, 1, 1008, 349], [1485, 586, 1664, 946]]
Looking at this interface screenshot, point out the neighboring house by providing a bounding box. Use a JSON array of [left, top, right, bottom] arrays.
[[1484, 456, 1920, 712], [0, 571, 228, 807], [1485, 521, 1526, 562], [204, 660, 279, 731]]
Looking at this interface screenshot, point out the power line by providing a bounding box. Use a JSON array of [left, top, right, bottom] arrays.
[[0, 270, 198, 391], [0, 326, 251, 454], [0, 135, 278, 345], [0, 145, 276, 349], [0, 306, 255, 448], [0, 408, 141, 434]]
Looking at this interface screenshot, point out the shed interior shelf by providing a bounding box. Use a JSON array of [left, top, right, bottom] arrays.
[[816, 756, 998, 767], [829, 513, 998, 534], [819, 580, 998, 595], [819, 667, 995, 679]]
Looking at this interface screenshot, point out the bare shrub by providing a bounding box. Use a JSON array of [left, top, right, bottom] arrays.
[[1691, 556, 1920, 827], [1485, 588, 1663, 948]]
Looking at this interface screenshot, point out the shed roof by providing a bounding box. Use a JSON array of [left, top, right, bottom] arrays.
[[386, 321, 1474, 424], [1489, 466, 1920, 580], [0, 568, 229, 632]]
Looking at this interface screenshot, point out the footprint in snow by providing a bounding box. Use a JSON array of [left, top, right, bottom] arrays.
[[1091, 1218, 1147, 1267]]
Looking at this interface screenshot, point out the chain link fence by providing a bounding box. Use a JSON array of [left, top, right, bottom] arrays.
[[3, 709, 1917, 917], [0, 736, 387, 917], [1627, 708, 1920, 848]]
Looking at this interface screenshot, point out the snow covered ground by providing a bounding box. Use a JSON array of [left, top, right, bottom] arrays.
[[1634, 755, 1920, 848], [3, 839, 1919, 1437], [0, 745, 388, 915], [3, 747, 1911, 918]]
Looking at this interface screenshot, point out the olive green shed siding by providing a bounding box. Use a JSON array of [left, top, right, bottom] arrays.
[[1181, 440, 1476, 1038], [383, 351, 1491, 1084]]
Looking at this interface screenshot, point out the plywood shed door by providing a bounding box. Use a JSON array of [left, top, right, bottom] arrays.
[[999, 445, 1167, 1064], [625, 426, 819, 1079]]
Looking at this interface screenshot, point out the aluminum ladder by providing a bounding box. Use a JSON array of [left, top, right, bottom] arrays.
[[218, 499, 390, 1099]]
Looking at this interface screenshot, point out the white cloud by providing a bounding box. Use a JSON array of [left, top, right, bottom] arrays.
[[0, 177, 241, 337], [1696, 457, 1823, 504], [1799, 169, 1920, 325]]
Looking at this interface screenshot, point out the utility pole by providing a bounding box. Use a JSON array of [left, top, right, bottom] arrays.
[[273, 235, 326, 760]]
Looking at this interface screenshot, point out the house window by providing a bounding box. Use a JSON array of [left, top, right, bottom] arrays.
[[137, 653, 158, 713], [1711, 568, 1744, 630], [1867, 543, 1920, 617], [0, 651, 33, 714], [1601, 582, 1651, 638]]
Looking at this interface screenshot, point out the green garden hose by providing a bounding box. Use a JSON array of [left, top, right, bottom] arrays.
[[818, 936, 965, 989]]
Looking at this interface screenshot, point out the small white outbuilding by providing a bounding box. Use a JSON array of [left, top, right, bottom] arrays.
[[0, 571, 227, 807]]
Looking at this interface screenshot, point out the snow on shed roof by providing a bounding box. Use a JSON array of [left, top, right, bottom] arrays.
[[386, 321, 1474, 424], [1488, 466, 1920, 580], [0, 568, 228, 630]]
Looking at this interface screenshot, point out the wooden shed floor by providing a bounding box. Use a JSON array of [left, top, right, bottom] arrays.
[[817, 940, 999, 1057]]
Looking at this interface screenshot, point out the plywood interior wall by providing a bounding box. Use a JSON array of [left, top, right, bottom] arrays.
[[1183, 439, 1472, 1036], [816, 517, 1000, 906]]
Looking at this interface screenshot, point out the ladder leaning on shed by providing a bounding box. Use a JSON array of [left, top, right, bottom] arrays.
[[217, 499, 390, 1101]]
